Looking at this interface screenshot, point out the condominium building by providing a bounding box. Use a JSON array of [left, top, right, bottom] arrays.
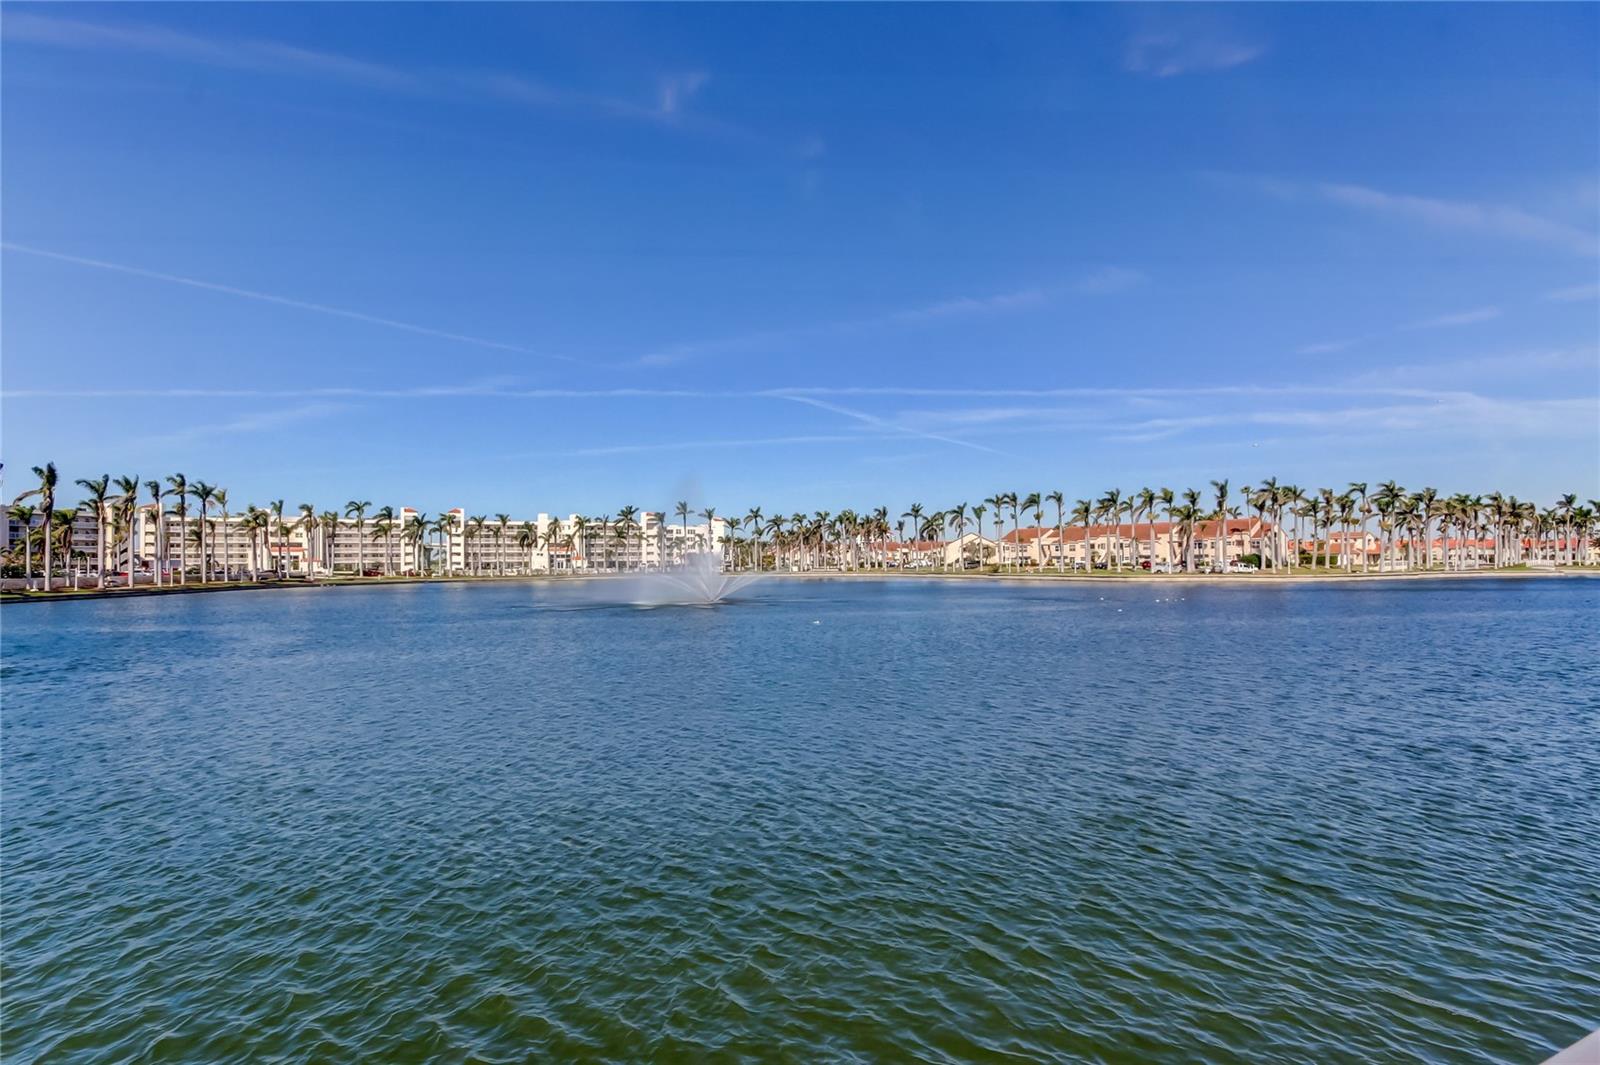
[[2, 507, 103, 573], [436, 510, 731, 575], [1000, 519, 1287, 569]]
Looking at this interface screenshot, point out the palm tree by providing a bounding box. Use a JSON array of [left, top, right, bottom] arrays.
[[138, 479, 163, 587], [1000, 492, 1020, 570], [745, 507, 764, 572], [9, 503, 36, 584], [298, 504, 318, 579], [190, 481, 216, 582], [764, 514, 786, 570], [164, 473, 191, 583], [17, 464, 59, 590], [1335, 493, 1358, 572], [268, 500, 288, 578], [700, 507, 719, 564], [947, 502, 970, 569], [902, 503, 925, 568], [111, 475, 140, 585], [617, 505, 640, 571], [1208, 479, 1229, 573], [1069, 498, 1092, 571], [467, 515, 487, 575], [1097, 489, 1123, 572], [570, 515, 589, 572], [612, 518, 630, 567], [1020, 492, 1041, 571], [430, 512, 454, 574], [1157, 487, 1177, 570], [516, 522, 539, 574], [1250, 477, 1281, 570], [541, 516, 564, 573], [345, 500, 371, 576], [1555, 492, 1577, 566], [1244, 483, 1269, 573], [1129, 487, 1154, 573], [1044, 490, 1065, 573], [1371, 481, 1404, 572], [321, 510, 341, 575], [369, 506, 396, 576], [1347, 481, 1370, 574], [213, 488, 231, 581], [74, 474, 111, 588], [1179, 489, 1202, 572], [371, 513, 394, 577], [978, 494, 1005, 567], [50, 507, 78, 584], [493, 513, 511, 575], [241, 506, 262, 579], [404, 511, 430, 575], [675, 501, 691, 563]]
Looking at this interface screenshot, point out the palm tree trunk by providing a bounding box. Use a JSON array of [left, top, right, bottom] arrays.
[[94, 510, 106, 589]]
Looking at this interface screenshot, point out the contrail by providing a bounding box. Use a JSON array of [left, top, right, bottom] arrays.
[[1, 242, 567, 359], [780, 394, 1007, 455]]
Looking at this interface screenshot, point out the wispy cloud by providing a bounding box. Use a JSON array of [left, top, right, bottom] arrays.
[[1406, 306, 1502, 330], [17, 378, 1594, 457], [1232, 174, 1600, 256], [1545, 281, 1600, 302], [2, 12, 771, 146], [879, 286, 1050, 326], [1124, 21, 1265, 78], [137, 402, 351, 447], [2, 12, 420, 91], [1112, 395, 1596, 444], [1073, 266, 1147, 294], [780, 395, 1006, 456], [2, 382, 1510, 402], [634, 267, 1144, 368], [1297, 337, 1367, 356], [2, 243, 565, 359], [1345, 347, 1598, 389], [1296, 304, 1503, 356], [569, 432, 869, 457], [656, 72, 709, 116]]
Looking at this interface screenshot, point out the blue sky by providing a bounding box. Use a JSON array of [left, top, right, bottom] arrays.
[[3, 3, 1597, 517]]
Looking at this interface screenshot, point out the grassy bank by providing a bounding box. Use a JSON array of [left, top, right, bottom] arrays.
[[5, 564, 1597, 603]]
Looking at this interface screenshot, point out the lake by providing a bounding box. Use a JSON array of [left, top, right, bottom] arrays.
[[3, 577, 1597, 1062]]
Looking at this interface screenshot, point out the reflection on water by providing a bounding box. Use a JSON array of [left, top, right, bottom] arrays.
[[3, 578, 1597, 1062]]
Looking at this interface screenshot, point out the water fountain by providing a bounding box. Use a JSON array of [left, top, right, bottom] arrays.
[[645, 552, 758, 605], [576, 553, 759, 607]]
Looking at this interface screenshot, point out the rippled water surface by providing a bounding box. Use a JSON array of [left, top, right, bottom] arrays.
[[5, 578, 1598, 1062]]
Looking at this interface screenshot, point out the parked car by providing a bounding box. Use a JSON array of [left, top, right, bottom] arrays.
[[1226, 561, 1259, 573]]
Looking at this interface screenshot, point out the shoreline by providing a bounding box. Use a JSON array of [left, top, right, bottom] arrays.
[[3, 566, 1595, 603]]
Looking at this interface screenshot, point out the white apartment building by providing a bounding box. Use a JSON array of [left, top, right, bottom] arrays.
[[439, 510, 731, 575], [3, 507, 104, 576], [24, 504, 429, 581], [1003, 519, 1287, 569], [7, 498, 745, 582]]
